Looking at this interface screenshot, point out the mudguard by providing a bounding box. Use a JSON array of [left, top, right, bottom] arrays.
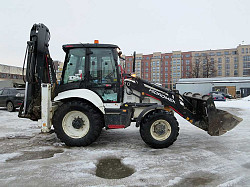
[[54, 89, 105, 114]]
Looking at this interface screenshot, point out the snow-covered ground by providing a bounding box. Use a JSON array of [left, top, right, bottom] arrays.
[[0, 98, 249, 186]]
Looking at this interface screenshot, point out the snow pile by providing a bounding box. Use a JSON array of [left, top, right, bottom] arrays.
[[215, 99, 250, 109], [241, 95, 250, 101]]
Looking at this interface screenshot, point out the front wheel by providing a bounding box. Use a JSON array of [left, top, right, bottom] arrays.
[[53, 100, 103, 146], [140, 110, 179, 149]]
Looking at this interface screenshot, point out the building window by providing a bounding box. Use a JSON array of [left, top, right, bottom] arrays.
[[216, 52, 222, 56], [185, 54, 190, 57], [165, 61, 168, 66], [186, 60, 190, 65], [234, 57, 238, 63], [209, 52, 215, 56], [243, 55, 250, 61], [243, 62, 250, 68], [246, 48, 248, 53], [195, 53, 199, 57], [226, 70, 230, 76], [165, 56, 169, 59], [173, 54, 181, 58], [242, 48, 245, 54], [243, 69, 250, 76], [232, 51, 237, 55], [156, 61, 160, 66], [225, 57, 230, 63], [218, 58, 222, 63], [218, 64, 222, 70], [218, 70, 222, 76], [234, 64, 238, 69], [224, 51, 229, 55], [226, 64, 230, 69], [234, 70, 238, 76]]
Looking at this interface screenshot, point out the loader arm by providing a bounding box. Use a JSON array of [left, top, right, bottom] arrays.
[[125, 77, 242, 136], [18, 23, 57, 120]]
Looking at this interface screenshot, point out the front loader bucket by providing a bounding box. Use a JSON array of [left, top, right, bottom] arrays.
[[183, 92, 242, 136], [206, 108, 243, 136]]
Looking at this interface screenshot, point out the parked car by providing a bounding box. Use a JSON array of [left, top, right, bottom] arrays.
[[211, 93, 226, 101], [0, 88, 25, 112], [209, 91, 232, 99]]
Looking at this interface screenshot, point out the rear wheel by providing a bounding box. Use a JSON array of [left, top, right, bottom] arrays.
[[140, 110, 179, 149], [6, 101, 15, 112], [53, 100, 103, 146]]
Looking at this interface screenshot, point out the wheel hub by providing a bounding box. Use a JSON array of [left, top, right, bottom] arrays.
[[72, 117, 84, 129], [153, 123, 166, 136]]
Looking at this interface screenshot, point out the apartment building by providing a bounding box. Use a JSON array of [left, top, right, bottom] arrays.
[[123, 44, 250, 89]]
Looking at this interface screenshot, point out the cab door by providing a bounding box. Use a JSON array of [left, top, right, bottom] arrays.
[[87, 48, 121, 103]]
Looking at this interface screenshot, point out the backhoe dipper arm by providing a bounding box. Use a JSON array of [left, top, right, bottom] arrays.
[[19, 23, 56, 120]]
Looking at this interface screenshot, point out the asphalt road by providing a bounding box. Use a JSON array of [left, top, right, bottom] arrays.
[[0, 105, 249, 187]]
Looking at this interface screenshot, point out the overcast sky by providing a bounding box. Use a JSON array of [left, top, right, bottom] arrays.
[[0, 0, 249, 67]]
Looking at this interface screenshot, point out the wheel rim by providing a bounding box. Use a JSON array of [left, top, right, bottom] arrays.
[[150, 119, 171, 141], [62, 111, 90, 139], [7, 102, 13, 111]]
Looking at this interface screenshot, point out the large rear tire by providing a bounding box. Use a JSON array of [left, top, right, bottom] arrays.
[[53, 100, 103, 146], [140, 110, 179, 149]]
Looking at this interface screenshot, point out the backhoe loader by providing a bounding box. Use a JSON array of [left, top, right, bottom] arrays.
[[19, 23, 242, 148]]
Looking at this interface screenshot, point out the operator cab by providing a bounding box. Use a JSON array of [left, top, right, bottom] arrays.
[[59, 43, 123, 103]]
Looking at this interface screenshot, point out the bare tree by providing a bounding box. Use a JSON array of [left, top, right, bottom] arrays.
[[191, 57, 202, 78], [191, 54, 217, 78]]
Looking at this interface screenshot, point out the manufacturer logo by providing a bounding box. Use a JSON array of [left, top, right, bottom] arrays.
[[149, 89, 175, 103]]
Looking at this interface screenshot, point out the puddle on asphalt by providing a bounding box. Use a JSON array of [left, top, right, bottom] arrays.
[[242, 162, 250, 169], [95, 157, 135, 179], [6, 149, 64, 162], [172, 171, 217, 186]]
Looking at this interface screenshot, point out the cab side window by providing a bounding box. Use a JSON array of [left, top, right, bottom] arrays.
[[63, 48, 86, 84]]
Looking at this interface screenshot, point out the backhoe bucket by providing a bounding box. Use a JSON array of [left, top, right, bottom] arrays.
[[183, 92, 242, 136]]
